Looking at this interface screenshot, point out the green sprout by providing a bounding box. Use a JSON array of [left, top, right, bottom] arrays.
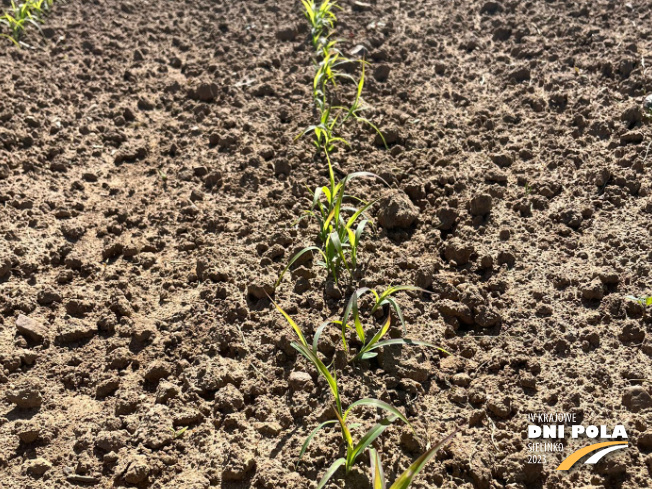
[[271, 299, 413, 489], [0, 0, 54, 46], [368, 430, 458, 489], [626, 295, 652, 308], [169, 426, 189, 439], [336, 286, 450, 362], [299, 1, 385, 153], [301, 0, 338, 50], [276, 158, 384, 285]]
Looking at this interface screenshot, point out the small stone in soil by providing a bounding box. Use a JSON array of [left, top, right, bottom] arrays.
[[16, 421, 40, 443], [622, 386, 652, 412], [214, 385, 245, 413], [56, 320, 96, 344], [25, 458, 52, 477], [145, 361, 171, 382], [581, 279, 604, 301], [247, 280, 274, 300], [156, 381, 180, 404], [377, 191, 419, 230], [444, 238, 474, 266], [37, 288, 62, 305], [374, 64, 391, 82], [7, 379, 43, 409], [0, 253, 11, 277], [276, 24, 297, 41], [288, 371, 313, 392], [469, 193, 493, 216], [123, 455, 150, 484], [487, 397, 511, 418], [437, 207, 459, 230], [16, 314, 48, 343], [96, 378, 120, 398]]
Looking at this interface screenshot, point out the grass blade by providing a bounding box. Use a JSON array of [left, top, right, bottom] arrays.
[[298, 420, 338, 466], [344, 398, 411, 428], [269, 298, 308, 347], [369, 448, 387, 489], [291, 342, 343, 416], [389, 430, 458, 489], [317, 458, 346, 489], [275, 246, 325, 288], [354, 315, 391, 361], [385, 297, 405, 334], [361, 338, 451, 357], [347, 416, 397, 471]]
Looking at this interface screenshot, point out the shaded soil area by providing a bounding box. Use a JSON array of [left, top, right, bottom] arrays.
[[1, 0, 651, 488]]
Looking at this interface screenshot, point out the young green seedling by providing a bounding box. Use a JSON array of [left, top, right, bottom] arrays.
[[276, 161, 384, 285], [1, 0, 54, 45], [169, 426, 189, 439], [301, 0, 338, 50], [300, 1, 385, 153], [626, 295, 652, 308], [271, 300, 414, 488], [337, 286, 450, 361], [368, 429, 458, 489], [340, 63, 387, 148]]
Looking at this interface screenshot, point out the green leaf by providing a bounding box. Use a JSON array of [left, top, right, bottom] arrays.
[[269, 298, 308, 348], [346, 199, 375, 229], [356, 62, 366, 102], [385, 297, 405, 334], [353, 220, 368, 258], [361, 338, 451, 357], [317, 458, 346, 489], [389, 430, 458, 489], [344, 398, 411, 428], [341, 171, 387, 187], [360, 352, 377, 360], [329, 231, 349, 274], [298, 420, 338, 466], [313, 320, 336, 354], [357, 116, 387, 149], [354, 315, 391, 361], [347, 416, 398, 471], [342, 287, 370, 351], [372, 286, 431, 313], [291, 342, 342, 416], [369, 448, 387, 489], [275, 246, 325, 288], [0, 32, 20, 46]]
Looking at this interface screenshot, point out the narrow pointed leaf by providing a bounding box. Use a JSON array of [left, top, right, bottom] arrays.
[[275, 246, 325, 288], [317, 458, 346, 489], [291, 342, 342, 415], [269, 298, 308, 347], [344, 398, 411, 428], [347, 416, 398, 471], [386, 297, 406, 334], [362, 338, 451, 357], [389, 430, 458, 489], [369, 448, 387, 489], [354, 315, 391, 361], [297, 420, 338, 466]]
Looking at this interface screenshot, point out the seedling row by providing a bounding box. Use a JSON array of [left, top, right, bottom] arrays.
[[0, 0, 55, 46], [272, 2, 457, 487]]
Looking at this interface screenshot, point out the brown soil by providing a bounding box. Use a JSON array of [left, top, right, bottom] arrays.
[[1, 0, 652, 488]]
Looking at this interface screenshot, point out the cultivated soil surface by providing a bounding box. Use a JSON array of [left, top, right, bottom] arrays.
[[1, 0, 652, 488]]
